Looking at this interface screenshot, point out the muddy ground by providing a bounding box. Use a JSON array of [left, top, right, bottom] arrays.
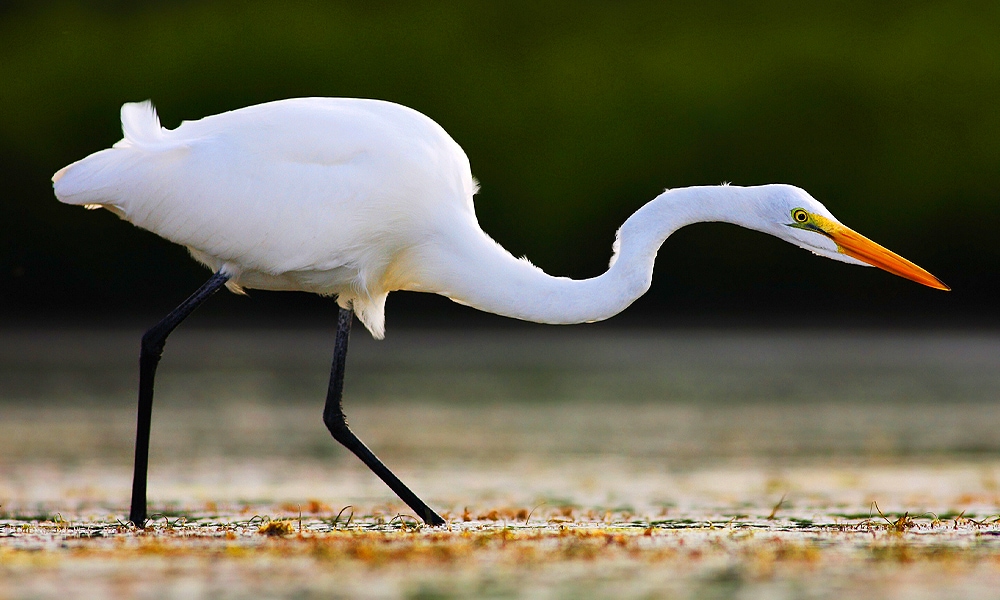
[[2, 327, 999, 599]]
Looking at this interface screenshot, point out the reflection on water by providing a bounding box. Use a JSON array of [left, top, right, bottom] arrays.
[[2, 327, 999, 463], [4, 327, 1000, 402]]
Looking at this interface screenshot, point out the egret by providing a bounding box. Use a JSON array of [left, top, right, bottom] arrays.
[[53, 97, 948, 526]]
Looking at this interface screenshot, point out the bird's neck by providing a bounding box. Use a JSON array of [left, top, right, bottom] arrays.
[[409, 185, 760, 324]]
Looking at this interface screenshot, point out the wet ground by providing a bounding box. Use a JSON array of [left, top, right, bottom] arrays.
[[2, 327, 1000, 599]]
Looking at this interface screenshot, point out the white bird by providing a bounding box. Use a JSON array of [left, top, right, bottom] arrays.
[[53, 97, 948, 526]]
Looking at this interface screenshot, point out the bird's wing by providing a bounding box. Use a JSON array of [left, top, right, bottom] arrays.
[[54, 98, 478, 278]]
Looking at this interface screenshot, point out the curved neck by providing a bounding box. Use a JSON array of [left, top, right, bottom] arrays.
[[413, 185, 759, 324]]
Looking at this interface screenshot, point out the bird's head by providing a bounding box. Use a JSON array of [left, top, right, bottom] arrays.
[[748, 184, 949, 290]]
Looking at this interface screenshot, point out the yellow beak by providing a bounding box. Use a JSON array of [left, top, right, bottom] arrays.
[[822, 220, 950, 291]]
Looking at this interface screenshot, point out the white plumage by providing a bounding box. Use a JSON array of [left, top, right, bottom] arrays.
[[54, 98, 947, 338]]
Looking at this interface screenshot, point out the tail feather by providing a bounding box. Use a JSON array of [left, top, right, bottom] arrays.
[[53, 100, 172, 209], [52, 146, 134, 211]]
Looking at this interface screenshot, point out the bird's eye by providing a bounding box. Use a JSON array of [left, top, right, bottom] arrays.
[[792, 209, 809, 223]]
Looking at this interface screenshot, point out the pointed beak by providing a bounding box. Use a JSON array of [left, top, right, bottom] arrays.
[[826, 223, 950, 291]]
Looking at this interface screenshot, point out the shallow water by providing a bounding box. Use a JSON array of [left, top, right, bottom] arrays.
[[2, 327, 1000, 599]]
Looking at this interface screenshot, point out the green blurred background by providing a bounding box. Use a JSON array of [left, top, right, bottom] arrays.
[[1, 1, 995, 326]]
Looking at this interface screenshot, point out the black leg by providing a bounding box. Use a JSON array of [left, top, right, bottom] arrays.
[[322, 308, 446, 526], [129, 271, 231, 526]]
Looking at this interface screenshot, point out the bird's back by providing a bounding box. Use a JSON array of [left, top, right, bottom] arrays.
[[54, 98, 479, 300]]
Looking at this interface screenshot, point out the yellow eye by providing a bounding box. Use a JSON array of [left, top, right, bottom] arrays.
[[792, 209, 809, 223]]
